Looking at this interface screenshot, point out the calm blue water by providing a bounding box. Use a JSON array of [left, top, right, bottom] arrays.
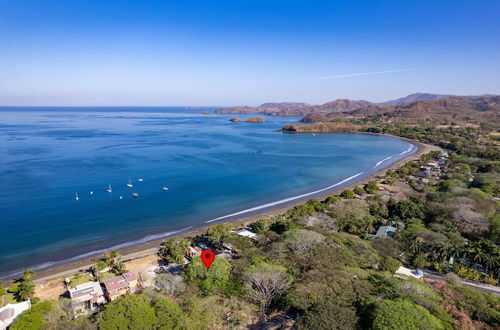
[[0, 107, 416, 278]]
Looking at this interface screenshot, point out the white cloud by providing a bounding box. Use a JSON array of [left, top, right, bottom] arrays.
[[317, 68, 422, 80]]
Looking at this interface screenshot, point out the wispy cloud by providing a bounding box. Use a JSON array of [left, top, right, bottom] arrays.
[[316, 68, 422, 80]]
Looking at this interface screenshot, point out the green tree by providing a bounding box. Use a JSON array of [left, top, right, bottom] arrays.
[[412, 253, 427, 269], [10, 301, 53, 330], [152, 297, 183, 330], [206, 223, 231, 246], [99, 294, 157, 330], [158, 239, 190, 264], [183, 256, 232, 294], [371, 299, 444, 330], [250, 219, 267, 234]]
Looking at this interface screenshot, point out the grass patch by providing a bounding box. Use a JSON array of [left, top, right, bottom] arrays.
[[70, 274, 92, 288], [99, 272, 116, 281]]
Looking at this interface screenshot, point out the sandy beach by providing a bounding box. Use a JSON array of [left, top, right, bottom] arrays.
[[17, 136, 441, 288]]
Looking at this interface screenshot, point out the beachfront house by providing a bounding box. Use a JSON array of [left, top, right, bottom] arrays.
[[102, 272, 138, 301], [0, 300, 31, 330], [68, 281, 106, 317]]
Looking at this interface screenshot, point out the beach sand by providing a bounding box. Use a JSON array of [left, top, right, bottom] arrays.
[[26, 138, 439, 288]]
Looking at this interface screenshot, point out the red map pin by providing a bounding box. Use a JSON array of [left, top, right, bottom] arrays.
[[201, 249, 215, 269]]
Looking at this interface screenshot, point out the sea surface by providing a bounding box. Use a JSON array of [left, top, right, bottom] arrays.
[[0, 107, 416, 278]]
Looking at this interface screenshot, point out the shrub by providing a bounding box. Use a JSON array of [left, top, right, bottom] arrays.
[[380, 256, 401, 273], [99, 294, 157, 330], [353, 187, 366, 195], [364, 181, 379, 194], [340, 190, 355, 199]]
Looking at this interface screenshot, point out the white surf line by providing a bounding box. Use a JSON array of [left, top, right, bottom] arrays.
[[399, 144, 414, 155], [0, 226, 195, 280], [206, 171, 365, 223], [373, 156, 393, 168]]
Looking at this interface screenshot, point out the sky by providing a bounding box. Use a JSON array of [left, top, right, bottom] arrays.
[[1, 0, 499, 106]]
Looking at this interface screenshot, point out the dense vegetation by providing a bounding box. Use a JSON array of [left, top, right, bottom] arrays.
[[4, 114, 500, 329]]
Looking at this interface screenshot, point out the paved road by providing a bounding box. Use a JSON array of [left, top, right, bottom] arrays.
[[423, 269, 500, 296]]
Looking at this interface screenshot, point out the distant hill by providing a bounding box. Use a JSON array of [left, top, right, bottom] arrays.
[[380, 93, 495, 106], [216, 99, 372, 116], [347, 96, 500, 125]]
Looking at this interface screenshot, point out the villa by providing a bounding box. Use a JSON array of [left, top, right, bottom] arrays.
[[68, 281, 106, 317], [102, 272, 139, 301]]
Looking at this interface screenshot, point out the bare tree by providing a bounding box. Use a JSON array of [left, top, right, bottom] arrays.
[[244, 263, 292, 313], [284, 229, 325, 256], [155, 273, 185, 297]]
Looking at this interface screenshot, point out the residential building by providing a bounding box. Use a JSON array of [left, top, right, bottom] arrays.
[[102, 272, 138, 301], [68, 281, 105, 317]]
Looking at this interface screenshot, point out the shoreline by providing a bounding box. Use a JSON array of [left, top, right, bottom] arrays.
[[9, 137, 439, 283]]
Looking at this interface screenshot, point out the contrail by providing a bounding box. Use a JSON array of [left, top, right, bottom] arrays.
[[317, 68, 421, 80]]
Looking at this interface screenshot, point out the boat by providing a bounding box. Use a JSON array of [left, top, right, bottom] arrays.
[[127, 178, 133, 188], [75, 192, 79, 201], [162, 187, 169, 191], [132, 192, 139, 197], [106, 184, 112, 193], [119, 196, 123, 200], [90, 191, 94, 195], [138, 178, 144, 182]]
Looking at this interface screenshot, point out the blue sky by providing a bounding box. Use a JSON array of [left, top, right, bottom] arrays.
[[1, 0, 499, 106]]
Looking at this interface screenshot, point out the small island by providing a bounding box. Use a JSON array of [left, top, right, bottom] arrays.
[[244, 117, 266, 123]]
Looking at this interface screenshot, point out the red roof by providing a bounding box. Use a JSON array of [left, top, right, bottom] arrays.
[[103, 272, 136, 292]]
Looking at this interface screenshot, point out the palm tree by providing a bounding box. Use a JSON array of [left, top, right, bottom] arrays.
[[17, 280, 35, 301], [22, 268, 34, 281]]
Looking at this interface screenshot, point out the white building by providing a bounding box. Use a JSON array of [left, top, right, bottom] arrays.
[[235, 229, 258, 239], [68, 281, 106, 317], [395, 266, 424, 280], [0, 300, 31, 330]]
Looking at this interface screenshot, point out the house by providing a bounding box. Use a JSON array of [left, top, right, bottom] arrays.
[[0, 300, 31, 330], [235, 229, 258, 239], [395, 266, 424, 280], [374, 225, 397, 238], [102, 272, 138, 301], [68, 281, 106, 317]]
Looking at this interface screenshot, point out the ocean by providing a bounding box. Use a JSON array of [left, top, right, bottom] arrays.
[[0, 107, 416, 278]]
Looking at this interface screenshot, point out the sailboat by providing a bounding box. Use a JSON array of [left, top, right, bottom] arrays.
[[127, 178, 133, 188], [106, 184, 112, 193], [75, 192, 79, 201]]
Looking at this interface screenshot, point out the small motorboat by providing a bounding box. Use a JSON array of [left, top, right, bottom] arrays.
[[132, 192, 139, 197], [162, 187, 169, 191], [90, 191, 94, 195], [127, 178, 133, 188], [138, 178, 144, 182], [119, 196, 123, 200], [107, 184, 112, 193], [75, 192, 79, 201]]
